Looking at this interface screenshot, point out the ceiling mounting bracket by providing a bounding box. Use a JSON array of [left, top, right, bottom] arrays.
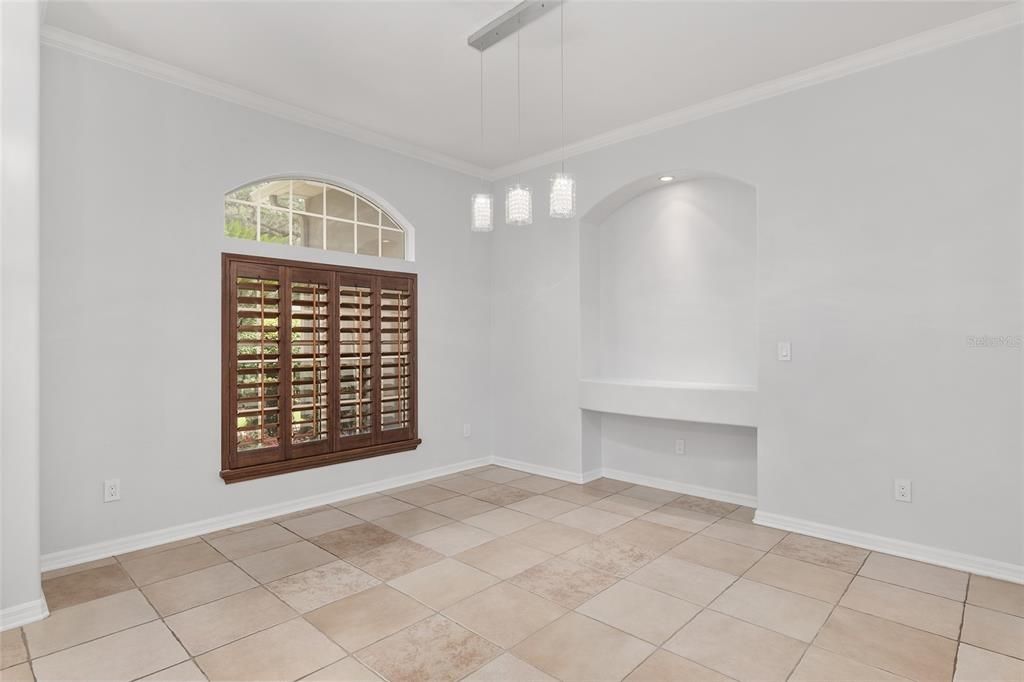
[[467, 0, 562, 52]]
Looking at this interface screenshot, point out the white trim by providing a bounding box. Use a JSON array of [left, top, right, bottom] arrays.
[[755, 511, 1024, 585], [40, 457, 490, 573], [38, 26, 491, 181], [601, 468, 757, 508], [491, 456, 590, 484], [490, 4, 1024, 179], [0, 598, 49, 631]]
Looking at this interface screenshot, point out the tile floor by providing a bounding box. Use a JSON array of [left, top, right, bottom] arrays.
[[2, 466, 1022, 681]]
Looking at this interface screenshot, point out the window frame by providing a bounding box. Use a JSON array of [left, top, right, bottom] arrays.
[[221, 252, 419, 483]]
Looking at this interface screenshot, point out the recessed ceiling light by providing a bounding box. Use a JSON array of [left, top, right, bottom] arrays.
[[659, 175, 674, 182]]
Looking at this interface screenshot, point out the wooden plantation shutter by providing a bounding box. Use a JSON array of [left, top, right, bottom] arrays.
[[222, 253, 419, 482]]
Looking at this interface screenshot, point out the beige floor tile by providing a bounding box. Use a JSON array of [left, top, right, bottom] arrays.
[[24, 589, 157, 658], [357, 614, 501, 682], [726, 506, 756, 523], [562, 537, 660, 578], [578, 580, 701, 645], [629, 555, 736, 606], [433, 475, 495, 494], [464, 508, 542, 536], [235, 540, 336, 583], [547, 485, 609, 506], [266, 560, 380, 613], [710, 578, 832, 642], [507, 495, 580, 519], [388, 484, 460, 506], [589, 494, 661, 518], [373, 508, 452, 537], [700, 519, 787, 551], [115, 537, 204, 563], [954, 643, 1024, 682], [859, 553, 969, 601], [510, 557, 618, 609], [302, 657, 382, 681], [666, 494, 739, 517], [311, 523, 402, 559], [424, 495, 498, 521], [507, 521, 596, 555], [744, 553, 853, 603], [455, 538, 552, 579], [206, 524, 302, 560], [464, 652, 557, 681], [640, 507, 720, 533], [196, 618, 343, 682], [813, 607, 957, 681], [469, 484, 537, 506], [601, 519, 691, 552], [279, 509, 362, 538], [1, 630, 27, 669], [669, 535, 763, 575], [961, 604, 1024, 659], [507, 475, 568, 494], [967, 575, 1024, 618], [789, 647, 908, 681], [138, 659, 207, 681], [142, 562, 257, 616], [665, 610, 805, 682], [443, 582, 566, 648], [552, 507, 631, 535], [41, 563, 135, 611], [410, 522, 495, 555], [840, 576, 964, 638], [42, 557, 117, 581], [225, 519, 277, 533], [472, 468, 532, 484], [305, 585, 431, 651], [618, 485, 679, 504], [771, 534, 869, 574], [271, 506, 333, 523], [584, 478, 633, 494], [344, 539, 445, 581], [120, 542, 227, 586], [164, 587, 295, 655], [389, 558, 499, 610], [0, 663, 33, 681], [513, 612, 655, 682], [340, 496, 415, 521], [624, 650, 732, 682], [31, 621, 187, 682]]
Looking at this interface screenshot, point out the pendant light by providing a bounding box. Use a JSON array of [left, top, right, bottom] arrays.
[[505, 22, 533, 225], [471, 52, 494, 231], [549, 1, 575, 219]]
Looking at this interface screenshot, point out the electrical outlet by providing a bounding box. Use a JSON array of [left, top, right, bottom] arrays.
[[463, 423, 472, 438], [104, 478, 121, 503], [777, 341, 792, 361], [674, 439, 686, 455], [894, 478, 912, 503]]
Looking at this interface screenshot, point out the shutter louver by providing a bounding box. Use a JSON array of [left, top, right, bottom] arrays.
[[289, 270, 333, 456], [379, 277, 415, 443], [338, 276, 375, 448]]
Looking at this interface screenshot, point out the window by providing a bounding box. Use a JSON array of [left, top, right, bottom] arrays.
[[222, 253, 418, 482], [225, 179, 407, 260]]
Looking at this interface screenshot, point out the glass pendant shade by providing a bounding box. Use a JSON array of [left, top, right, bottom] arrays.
[[471, 193, 493, 232], [549, 172, 576, 218], [505, 184, 533, 225]]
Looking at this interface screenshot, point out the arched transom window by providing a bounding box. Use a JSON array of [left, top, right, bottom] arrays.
[[225, 178, 406, 260]]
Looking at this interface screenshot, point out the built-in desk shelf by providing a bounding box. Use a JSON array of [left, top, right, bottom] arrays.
[[579, 378, 758, 428]]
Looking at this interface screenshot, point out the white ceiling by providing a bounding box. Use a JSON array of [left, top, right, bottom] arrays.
[[44, 1, 1008, 173]]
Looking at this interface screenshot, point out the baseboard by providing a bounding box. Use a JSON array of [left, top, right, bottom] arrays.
[[41, 456, 491, 572], [1, 598, 49, 631], [601, 468, 758, 508], [755, 511, 1024, 585], [491, 457, 591, 484]]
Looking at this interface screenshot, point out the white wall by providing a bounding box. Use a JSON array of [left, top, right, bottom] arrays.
[[1, 0, 45, 621], [491, 27, 1022, 568], [40, 47, 492, 556], [590, 178, 756, 386]]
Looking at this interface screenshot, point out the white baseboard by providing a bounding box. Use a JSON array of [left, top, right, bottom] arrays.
[[1, 598, 49, 631], [491, 457, 591, 484], [41, 457, 491, 573], [601, 467, 758, 508], [755, 511, 1024, 585]]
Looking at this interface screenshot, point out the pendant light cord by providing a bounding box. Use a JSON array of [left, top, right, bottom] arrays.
[[516, 20, 521, 182], [560, 0, 565, 174], [480, 50, 484, 156]]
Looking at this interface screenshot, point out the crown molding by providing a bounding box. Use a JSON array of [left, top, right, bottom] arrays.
[[489, 3, 1023, 180], [39, 26, 493, 180]]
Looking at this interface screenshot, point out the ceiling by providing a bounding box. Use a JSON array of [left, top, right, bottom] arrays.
[[44, 1, 1009, 174]]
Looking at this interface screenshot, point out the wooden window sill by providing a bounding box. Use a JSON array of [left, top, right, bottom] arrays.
[[220, 438, 422, 484]]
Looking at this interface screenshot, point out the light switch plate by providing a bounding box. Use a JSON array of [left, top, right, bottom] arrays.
[[777, 341, 792, 361]]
